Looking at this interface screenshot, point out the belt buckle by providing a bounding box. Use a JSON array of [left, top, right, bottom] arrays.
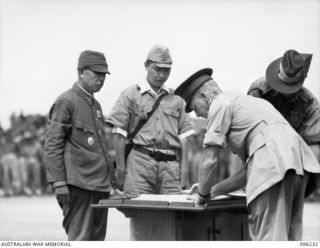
[[153, 151, 163, 161]]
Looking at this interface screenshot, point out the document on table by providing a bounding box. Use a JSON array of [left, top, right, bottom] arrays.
[[130, 190, 246, 203], [131, 194, 193, 203], [211, 190, 246, 200]]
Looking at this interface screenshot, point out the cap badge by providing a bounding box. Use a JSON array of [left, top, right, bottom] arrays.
[[88, 137, 94, 146], [160, 53, 170, 62]]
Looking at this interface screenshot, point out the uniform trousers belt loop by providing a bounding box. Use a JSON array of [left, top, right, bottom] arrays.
[[133, 145, 177, 162]]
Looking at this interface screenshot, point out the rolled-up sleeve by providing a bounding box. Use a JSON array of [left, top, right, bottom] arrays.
[[204, 96, 232, 148], [44, 98, 72, 183], [105, 89, 132, 132]]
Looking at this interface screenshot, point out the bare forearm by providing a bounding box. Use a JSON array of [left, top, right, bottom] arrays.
[[180, 138, 189, 188], [114, 134, 126, 170], [211, 166, 246, 197], [198, 147, 220, 196]]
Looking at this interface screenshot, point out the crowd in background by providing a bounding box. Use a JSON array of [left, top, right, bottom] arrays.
[[0, 114, 318, 200], [0, 113, 49, 196]]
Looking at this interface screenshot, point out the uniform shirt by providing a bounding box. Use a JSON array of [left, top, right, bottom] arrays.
[[203, 91, 320, 204], [248, 77, 320, 145], [204, 91, 287, 160], [44, 83, 112, 192], [106, 81, 194, 149]]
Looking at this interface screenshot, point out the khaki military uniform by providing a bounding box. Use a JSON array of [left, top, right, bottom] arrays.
[[106, 81, 194, 197], [248, 77, 320, 196], [204, 91, 320, 240]]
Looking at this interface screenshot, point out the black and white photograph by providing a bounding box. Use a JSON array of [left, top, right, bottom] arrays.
[[0, 0, 319, 246]]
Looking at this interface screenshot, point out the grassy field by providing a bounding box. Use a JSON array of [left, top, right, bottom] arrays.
[[0, 195, 319, 241]]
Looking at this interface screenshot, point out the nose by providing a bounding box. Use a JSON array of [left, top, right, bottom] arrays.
[[98, 74, 106, 82], [157, 71, 165, 79]]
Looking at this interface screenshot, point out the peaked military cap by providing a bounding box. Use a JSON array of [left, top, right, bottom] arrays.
[[175, 68, 213, 113]]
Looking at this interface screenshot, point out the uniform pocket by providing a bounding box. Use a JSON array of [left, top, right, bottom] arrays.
[[72, 120, 97, 149], [247, 133, 266, 159], [163, 108, 179, 118], [74, 120, 94, 134]]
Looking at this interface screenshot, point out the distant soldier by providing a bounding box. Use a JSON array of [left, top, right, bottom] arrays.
[[0, 131, 22, 196], [18, 132, 43, 195]]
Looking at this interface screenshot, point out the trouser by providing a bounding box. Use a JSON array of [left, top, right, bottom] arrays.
[[20, 157, 42, 194], [124, 149, 182, 198], [1, 153, 22, 195], [248, 169, 309, 241], [57, 185, 110, 241]]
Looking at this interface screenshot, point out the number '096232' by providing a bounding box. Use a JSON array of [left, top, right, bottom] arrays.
[[300, 242, 319, 247]]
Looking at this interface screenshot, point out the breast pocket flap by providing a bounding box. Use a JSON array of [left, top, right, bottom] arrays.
[[74, 120, 94, 134]]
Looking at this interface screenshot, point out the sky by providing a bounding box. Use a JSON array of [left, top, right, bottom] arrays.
[[0, 0, 320, 129]]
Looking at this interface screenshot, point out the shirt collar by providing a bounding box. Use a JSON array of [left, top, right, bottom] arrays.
[[72, 82, 94, 105], [138, 80, 170, 96]]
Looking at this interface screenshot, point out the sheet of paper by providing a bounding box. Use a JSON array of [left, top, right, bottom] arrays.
[[131, 194, 194, 203], [228, 190, 246, 198], [211, 195, 230, 200]]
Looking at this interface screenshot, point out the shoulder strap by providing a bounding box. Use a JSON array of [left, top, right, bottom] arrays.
[[127, 92, 167, 144]]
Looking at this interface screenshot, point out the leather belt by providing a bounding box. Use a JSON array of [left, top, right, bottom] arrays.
[[133, 145, 177, 162]]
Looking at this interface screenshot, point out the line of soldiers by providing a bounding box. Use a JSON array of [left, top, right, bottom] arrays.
[[0, 114, 49, 196]]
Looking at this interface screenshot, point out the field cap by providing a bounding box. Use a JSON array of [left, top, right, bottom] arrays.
[[175, 68, 213, 113], [146, 45, 172, 68], [78, 50, 110, 74], [266, 49, 312, 94]]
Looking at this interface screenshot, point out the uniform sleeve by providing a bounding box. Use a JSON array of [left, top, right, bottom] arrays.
[[299, 96, 320, 145], [44, 97, 73, 183], [204, 97, 232, 148], [247, 77, 268, 97], [105, 89, 133, 133], [177, 99, 195, 139]]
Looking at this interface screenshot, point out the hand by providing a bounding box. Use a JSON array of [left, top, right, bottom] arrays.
[[189, 183, 199, 194], [181, 182, 199, 195], [187, 192, 200, 202], [55, 185, 70, 206], [116, 169, 126, 191], [187, 191, 210, 204], [110, 187, 125, 199]]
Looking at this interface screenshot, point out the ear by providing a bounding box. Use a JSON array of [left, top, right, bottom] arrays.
[[200, 92, 206, 100], [80, 69, 87, 79]]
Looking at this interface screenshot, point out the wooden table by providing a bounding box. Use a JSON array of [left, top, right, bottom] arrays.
[[92, 195, 248, 241]]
